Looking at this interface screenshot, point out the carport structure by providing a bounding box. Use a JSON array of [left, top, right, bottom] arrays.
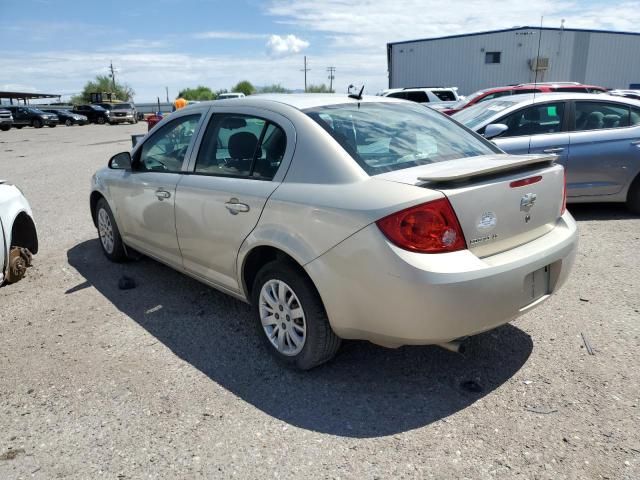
[[0, 91, 61, 105]]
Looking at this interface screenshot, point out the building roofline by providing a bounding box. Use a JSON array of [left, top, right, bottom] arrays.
[[387, 26, 640, 47]]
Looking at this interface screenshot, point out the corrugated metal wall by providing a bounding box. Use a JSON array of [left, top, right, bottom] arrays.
[[389, 28, 640, 95]]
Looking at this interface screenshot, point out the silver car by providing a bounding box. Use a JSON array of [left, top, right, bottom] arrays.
[[90, 94, 577, 369], [453, 93, 640, 212]]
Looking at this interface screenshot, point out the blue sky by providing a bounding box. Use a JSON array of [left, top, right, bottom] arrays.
[[1, 0, 639, 101]]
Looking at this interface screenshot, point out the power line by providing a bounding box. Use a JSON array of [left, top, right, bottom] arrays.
[[327, 66, 336, 93], [301, 56, 311, 92]]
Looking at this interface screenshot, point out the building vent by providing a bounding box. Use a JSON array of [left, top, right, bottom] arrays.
[[529, 57, 550, 71]]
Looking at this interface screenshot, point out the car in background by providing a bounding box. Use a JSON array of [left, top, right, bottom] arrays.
[[72, 105, 111, 124], [217, 92, 246, 100], [0, 109, 13, 131], [3, 106, 58, 128], [90, 94, 576, 369], [42, 109, 87, 126], [608, 89, 640, 101], [0, 180, 38, 285], [94, 102, 138, 124], [378, 87, 460, 106], [441, 82, 607, 115], [453, 93, 640, 212]]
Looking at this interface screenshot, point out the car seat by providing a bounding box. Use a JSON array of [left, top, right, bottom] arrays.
[[228, 131, 260, 173], [603, 114, 621, 128], [583, 111, 604, 130]]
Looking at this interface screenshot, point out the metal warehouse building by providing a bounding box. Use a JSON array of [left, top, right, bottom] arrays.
[[387, 26, 640, 95]]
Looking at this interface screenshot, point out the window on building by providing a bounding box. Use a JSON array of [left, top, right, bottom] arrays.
[[485, 52, 501, 64]]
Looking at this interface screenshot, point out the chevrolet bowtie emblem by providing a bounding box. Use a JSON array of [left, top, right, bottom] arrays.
[[520, 193, 537, 211]]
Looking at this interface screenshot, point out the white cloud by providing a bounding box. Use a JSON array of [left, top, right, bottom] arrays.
[[266, 34, 310, 57], [193, 31, 268, 40]]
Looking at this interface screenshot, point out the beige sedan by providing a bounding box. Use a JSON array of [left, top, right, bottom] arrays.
[[90, 94, 577, 369]]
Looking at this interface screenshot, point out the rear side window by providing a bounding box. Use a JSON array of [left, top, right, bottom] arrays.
[[432, 90, 456, 101], [497, 102, 565, 137], [557, 87, 589, 93], [386, 92, 407, 100], [195, 114, 286, 180], [406, 91, 429, 103], [573, 102, 632, 131], [305, 102, 499, 175]]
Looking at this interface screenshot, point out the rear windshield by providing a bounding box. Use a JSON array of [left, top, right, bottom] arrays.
[[432, 90, 456, 101], [305, 102, 498, 175], [453, 99, 519, 130]]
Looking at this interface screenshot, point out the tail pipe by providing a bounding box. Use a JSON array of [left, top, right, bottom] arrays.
[[437, 338, 468, 354]]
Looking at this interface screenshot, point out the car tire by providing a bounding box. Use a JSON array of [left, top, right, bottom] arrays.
[[97, 116, 105, 125], [252, 260, 341, 370], [32, 119, 43, 128], [15, 125, 23, 129], [627, 175, 640, 214], [49, 124, 56, 128], [95, 198, 127, 262], [0, 125, 9, 131], [65, 119, 72, 126]]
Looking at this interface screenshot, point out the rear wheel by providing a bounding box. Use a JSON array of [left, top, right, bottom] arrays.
[[65, 119, 72, 126], [15, 125, 23, 129], [627, 176, 640, 214], [97, 116, 105, 125], [49, 124, 56, 128], [32, 118, 43, 128], [252, 261, 340, 370], [95, 198, 126, 262]]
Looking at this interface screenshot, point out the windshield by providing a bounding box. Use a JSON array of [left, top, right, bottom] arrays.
[[449, 89, 487, 109], [113, 103, 132, 109], [452, 99, 519, 130], [305, 102, 499, 175], [92, 105, 106, 111]]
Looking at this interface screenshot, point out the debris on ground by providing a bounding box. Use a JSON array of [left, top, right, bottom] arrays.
[[525, 405, 558, 415], [581, 332, 595, 355], [118, 276, 136, 290]]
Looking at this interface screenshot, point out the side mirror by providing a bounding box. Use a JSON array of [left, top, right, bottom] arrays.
[[484, 123, 509, 139], [108, 151, 132, 170]]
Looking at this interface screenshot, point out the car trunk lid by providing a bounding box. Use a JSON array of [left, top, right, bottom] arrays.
[[377, 154, 564, 257]]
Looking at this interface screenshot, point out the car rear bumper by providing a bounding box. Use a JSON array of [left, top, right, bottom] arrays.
[[305, 212, 578, 347]]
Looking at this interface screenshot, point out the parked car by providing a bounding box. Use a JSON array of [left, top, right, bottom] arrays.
[[94, 102, 138, 124], [0, 180, 38, 285], [0, 109, 13, 131], [440, 82, 607, 115], [90, 94, 577, 369], [608, 89, 640, 101], [3, 106, 58, 128], [217, 92, 246, 100], [42, 109, 87, 126], [453, 92, 640, 212], [379, 87, 460, 107], [72, 105, 111, 124]]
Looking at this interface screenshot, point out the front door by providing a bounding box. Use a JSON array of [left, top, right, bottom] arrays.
[[176, 112, 291, 292], [110, 113, 203, 266], [568, 101, 640, 197]]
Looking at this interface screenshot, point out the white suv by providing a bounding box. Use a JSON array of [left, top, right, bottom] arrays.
[[379, 87, 461, 105]]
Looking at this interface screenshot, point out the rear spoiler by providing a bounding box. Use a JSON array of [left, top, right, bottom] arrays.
[[417, 154, 556, 183]]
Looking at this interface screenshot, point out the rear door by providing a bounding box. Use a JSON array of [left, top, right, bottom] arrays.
[[175, 109, 294, 293], [567, 100, 640, 197]]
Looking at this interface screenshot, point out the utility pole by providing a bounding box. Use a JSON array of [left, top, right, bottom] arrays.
[[109, 61, 117, 91], [165, 87, 169, 103], [301, 56, 310, 92], [327, 66, 336, 93]]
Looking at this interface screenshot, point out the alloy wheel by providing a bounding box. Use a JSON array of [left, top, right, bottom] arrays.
[[97, 208, 115, 254], [259, 279, 307, 356]]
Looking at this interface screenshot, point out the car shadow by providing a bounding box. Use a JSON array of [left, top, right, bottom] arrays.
[[67, 239, 533, 438], [568, 203, 636, 221]]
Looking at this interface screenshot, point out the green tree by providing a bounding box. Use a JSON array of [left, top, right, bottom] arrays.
[[231, 80, 255, 96], [178, 86, 216, 101], [71, 75, 135, 104], [306, 83, 333, 93], [256, 84, 290, 94]]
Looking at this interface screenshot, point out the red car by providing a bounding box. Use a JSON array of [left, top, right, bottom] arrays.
[[440, 82, 607, 115]]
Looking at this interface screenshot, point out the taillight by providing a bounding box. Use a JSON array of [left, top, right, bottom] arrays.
[[376, 198, 466, 253], [561, 168, 567, 215]]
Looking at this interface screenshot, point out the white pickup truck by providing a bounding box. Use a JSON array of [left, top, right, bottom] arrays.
[[0, 181, 38, 285]]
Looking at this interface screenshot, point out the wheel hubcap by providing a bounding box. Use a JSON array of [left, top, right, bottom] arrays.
[[259, 279, 306, 356], [97, 208, 115, 254]]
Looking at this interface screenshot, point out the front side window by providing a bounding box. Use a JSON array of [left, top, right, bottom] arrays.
[[573, 102, 633, 131], [306, 102, 499, 175], [195, 114, 286, 180], [485, 51, 501, 64], [138, 114, 201, 172], [496, 102, 565, 137]]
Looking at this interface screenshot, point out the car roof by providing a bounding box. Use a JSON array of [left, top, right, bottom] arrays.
[[487, 91, 640, 106], [195, 93, 406, 111]]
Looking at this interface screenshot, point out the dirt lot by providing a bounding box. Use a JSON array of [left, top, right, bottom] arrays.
[[0, 123, 639, 479]]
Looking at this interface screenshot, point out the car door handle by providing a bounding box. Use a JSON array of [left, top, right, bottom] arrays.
[[225, 199, 250, 214], [155, 189, 171, 200], [543, 147, 564, 153]]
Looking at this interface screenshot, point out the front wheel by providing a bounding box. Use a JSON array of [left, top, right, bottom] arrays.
[[32, 118, 43, 128], [95, 198, 126, 262], [252, 261, 341, 370], [627, 176, 640, 214], [97, 116, 105, 125], [0, 125, 10, 131], [49, 124, 56, 128], [65, 119, 72, 126]]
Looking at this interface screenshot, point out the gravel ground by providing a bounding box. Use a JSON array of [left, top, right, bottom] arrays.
[[0, 124, 639, 479]]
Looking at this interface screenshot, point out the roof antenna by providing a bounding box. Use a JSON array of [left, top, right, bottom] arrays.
[[530, 16, 544, 154], [348, 84, 365, 100]]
